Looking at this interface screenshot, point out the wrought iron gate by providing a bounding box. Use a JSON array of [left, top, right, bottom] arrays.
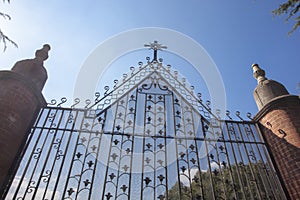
[[1, 50, 287, 199]]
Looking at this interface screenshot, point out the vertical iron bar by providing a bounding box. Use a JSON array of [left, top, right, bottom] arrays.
[[50, 109, 80, 200], [11, 108, 51, 199], [22, 108, 60, 200], [202, 121, 217, 200], [229, 122, 255, 199], [163, 94, 168, 200], [247, 128, 275, 198], [218, 121, 238, 200], [114, 94, 129, 198], [171, 93, 183, 199], [191, 114, 205, 200], [74, 111, 98, 199], [101, 101, 120, 199], [128, 88, 138, 200], [153, 94, 157, 200], [61, 109, 87, 199], [224, 122, 247, 199], [209, 119, 227, 200], [249, 123, 285, 199], [235, 123, 263, 200], [139, 92, 148, 200], [180, 99, 193, 199], [242, 123, 272, 198], [32, 109, 65, 199], [88, 109, 107, 200]]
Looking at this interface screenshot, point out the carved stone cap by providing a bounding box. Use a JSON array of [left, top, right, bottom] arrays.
[[252, 63, 289, 110], [11, 44, 51, 91]]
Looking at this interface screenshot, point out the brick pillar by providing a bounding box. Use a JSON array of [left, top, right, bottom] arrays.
[[252, 64, 300, 199], [0, 45, 50, 191]]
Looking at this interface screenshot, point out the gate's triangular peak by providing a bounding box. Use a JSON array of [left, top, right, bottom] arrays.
[[95, 69, 208, 121], [89, 50, 215, 121], [95, 71, 211, 137]]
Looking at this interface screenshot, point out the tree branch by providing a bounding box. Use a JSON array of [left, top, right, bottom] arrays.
[[0, 28, 18, 51], [0, 0, 18, 51], [273, 0, 300, 34], [0, 11, 11, 20]]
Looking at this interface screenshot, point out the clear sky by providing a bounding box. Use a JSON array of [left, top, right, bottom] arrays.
[[1, 0, 299, 119]]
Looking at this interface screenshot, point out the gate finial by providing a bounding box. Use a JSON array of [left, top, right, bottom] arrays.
[[35, 44, 51, 63], [252, 63, 267, 84], [144, 41, 167, 61]]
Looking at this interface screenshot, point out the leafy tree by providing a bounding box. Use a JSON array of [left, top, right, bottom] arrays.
[[0, 0, 17, 51], [167, 162, 279, 200], [273, 0, 300, 34]]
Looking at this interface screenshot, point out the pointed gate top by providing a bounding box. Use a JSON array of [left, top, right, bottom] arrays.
[[144, 41, 167, 61]]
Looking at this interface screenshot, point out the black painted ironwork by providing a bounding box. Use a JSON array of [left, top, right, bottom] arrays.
[[1, 43, 288, 199]]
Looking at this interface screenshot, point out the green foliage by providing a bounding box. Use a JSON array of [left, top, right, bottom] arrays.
[[167, 162, 276, 200], [0, 0, 17, 51], [273, 0, 300, 34]]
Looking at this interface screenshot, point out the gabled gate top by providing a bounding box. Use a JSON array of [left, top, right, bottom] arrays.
[[88, 41, 216, 121]]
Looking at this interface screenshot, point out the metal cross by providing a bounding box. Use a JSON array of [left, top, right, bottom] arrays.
[[144, 41, 167, 61]]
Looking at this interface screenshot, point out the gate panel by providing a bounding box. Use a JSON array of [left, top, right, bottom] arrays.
[[3, 110, 287, 199], [1, 60, 288, 199]]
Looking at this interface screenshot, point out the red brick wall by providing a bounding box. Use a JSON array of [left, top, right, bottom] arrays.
[[0, 71, 45, 189], [256, 95, 300, 199]]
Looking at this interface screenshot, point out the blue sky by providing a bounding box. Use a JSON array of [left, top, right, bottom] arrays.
[[1, 0, 299, 118]]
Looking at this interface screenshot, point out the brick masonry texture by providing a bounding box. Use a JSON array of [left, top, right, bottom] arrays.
[[0, 71, 45, 189], [256, 95, 300, 200]]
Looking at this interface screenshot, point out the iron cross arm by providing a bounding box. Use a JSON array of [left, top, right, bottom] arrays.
[[144, 41, 167, 61]]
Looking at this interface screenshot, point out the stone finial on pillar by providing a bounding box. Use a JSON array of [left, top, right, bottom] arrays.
[[252, 64, 289, 110], [35, 44, 51, 63], [11, 44, 51, 91]]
